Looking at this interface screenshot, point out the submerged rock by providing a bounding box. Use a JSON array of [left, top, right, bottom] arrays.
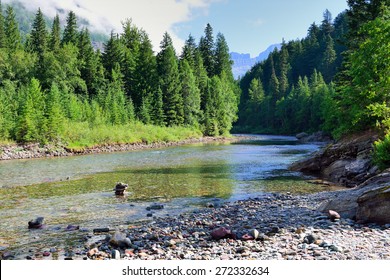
[[28, 217, 45, 229], [114, 182, 128, 196]]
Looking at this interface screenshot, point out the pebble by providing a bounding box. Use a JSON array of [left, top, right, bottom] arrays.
[[5, 192, 390, 260]]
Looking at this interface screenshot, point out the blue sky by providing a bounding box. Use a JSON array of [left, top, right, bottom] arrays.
[[5, 0, 349, 56], [173, 0, 349, 56]]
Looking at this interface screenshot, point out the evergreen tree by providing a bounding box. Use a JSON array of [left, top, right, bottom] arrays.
[[199, 23, 215, 77], [4, 6, 22, 51], [102, 31, 124, 81], [49, 14, 61, 52], [16, 79, 46, 142], [30, 8, 47, 56], [45, 83, 64, 141], [0, 1, 6, 49], [180, 60, 201, 126], [214, 33, 233, 79], [150, 87, 165, 126], [180, 34, 197, 69], [62, 11, 78, 46], [157, 32, 184, 126]]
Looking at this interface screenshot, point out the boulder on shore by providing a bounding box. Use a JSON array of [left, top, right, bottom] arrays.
[[291, 130, 379, 187], [318, 169, 390, 224]]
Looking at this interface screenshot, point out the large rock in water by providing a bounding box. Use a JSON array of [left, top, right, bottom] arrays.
[[291, 130, 379, 187], [317, 169, 390, 224]]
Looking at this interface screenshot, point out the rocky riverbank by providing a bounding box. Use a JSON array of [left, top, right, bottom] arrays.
[[0, 136, 237, 161], [2, 191, 389, 260]]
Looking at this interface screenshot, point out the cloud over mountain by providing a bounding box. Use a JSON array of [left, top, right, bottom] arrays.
[[3, 0, 218, 51]]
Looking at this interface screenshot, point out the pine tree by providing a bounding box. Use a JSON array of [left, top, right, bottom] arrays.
[[181, 34, 197, 69], [278, 45, 290, 95], [0, 1, 6, 49], [49, 14, 61, 52], [45, 83, 64, 141], [16, 79, 46, 142], [214, 33, 233, 79], [150, 87, 165, 126], [180, 60, 201, 126], [31, 8, 48, 56], [102, 31, 124, 81], [199, 23, 215, 77], [157, 32, 184, 126], [62, 11, 78, 46], [4, 6, 22, 51]]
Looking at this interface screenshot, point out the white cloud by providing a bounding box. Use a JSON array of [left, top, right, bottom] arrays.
[[3, 0, 218, 52]]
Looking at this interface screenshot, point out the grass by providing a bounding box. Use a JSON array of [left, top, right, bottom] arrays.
[[62, 121, 203, 151]]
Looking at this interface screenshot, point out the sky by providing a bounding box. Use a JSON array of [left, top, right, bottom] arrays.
[[4, 0, 349, 57]]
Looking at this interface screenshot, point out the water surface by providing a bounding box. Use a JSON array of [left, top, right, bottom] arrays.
[[0, 135, 338, 257]]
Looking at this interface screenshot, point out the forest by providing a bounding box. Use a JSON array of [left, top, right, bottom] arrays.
[[0, 1, 239, 148], [236, 0, 390, 168], [0, 0, 389, 168]]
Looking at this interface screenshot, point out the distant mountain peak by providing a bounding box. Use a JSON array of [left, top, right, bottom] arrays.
[[230, 43, 282, 79]]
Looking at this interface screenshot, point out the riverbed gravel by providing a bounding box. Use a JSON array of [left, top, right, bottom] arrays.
[[7, 192, 388, 260]]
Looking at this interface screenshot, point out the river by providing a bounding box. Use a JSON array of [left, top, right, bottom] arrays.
[[0, 135, 336, 258]]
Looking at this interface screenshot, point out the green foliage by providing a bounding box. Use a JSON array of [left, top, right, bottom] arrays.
[[373, 133, 390, 170], [0, 7, 239, 145]]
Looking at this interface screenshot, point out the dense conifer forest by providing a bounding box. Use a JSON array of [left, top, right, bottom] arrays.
[[0, 2, 239, 148]]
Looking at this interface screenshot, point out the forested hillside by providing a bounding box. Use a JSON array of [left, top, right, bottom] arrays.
[[236, 0, 390, 168], [0, 2, 239, 148]]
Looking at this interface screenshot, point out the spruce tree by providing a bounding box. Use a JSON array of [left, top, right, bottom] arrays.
[[31, 8, 47, 56], [62, 11, 78, 46], [180, 60, 201, 127], [49, 14, 61, 52], [199, 23, 215, 77], [150, 87, 165, 126], [181, 34, 197, 69], [214, 33, 233, 78], [4, 6, 22, 51], [157, 32, 184, 126], [0, 1, 6, 49], [45, 83, 64, 141]]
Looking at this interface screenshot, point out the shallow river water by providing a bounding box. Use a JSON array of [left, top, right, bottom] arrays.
[[0, 135, 337, 258]]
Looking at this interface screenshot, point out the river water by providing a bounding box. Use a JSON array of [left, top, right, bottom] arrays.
[[0, 135, 336, 258]]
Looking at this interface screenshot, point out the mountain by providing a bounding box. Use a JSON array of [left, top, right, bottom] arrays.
[[230, 43, 281, 79]]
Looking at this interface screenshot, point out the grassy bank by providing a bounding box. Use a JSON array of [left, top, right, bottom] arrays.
[[62, 121, 203, 151]]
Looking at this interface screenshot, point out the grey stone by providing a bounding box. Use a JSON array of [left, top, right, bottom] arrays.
[[111, 249, 120, 260]]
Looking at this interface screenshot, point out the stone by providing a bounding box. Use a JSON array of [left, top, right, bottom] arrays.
[[93, 228, 110, 233], [211, 227, 236, 240], [147, 213, 153, 217], [111, 249, 121, 260], [28, 217, 44, 229], [303, 234, 318, 244], [149, 204, 164, 210], [42, 251, 51, 257], [328, 210, 341, 221], [110, 231, 132, 248], [318, 169, 390, 222], [296, 132, 309, 140], [65, 225, 80, 231], [249, 229, 260, 240], [114, 182, 128, 196], [356, 185, 390, 224], [241, 234, 254, 241]]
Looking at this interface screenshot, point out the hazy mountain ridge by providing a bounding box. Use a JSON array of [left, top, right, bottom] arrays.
[[230, 43, 281, 79], [4, 0, 108, 46]]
